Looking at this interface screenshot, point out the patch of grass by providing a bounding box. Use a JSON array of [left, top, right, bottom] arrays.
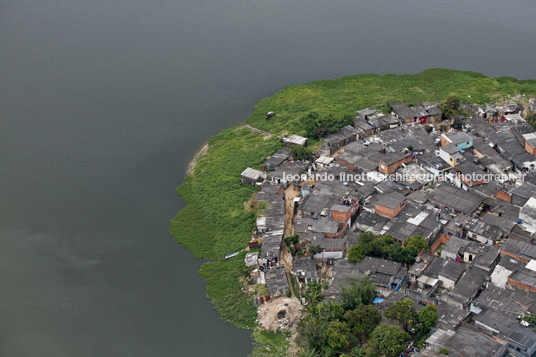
[[199, 252, 257, 328], [249, 329, 290, 357], [169, 127, 282, 327], [248, 68, 536, 136], [170, 127, 282, 260]]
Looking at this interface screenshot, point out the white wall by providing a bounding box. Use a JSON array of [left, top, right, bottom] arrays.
[[313, 251, 343, 260]]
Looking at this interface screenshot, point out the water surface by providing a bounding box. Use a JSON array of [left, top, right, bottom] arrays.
[[0, 0, 535, 355]]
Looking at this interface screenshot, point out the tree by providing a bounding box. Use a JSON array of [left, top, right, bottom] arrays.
[[385, 298, 418, 331], [348, 245, 365, 263], [322, 299, 345, 321], [303, 281, 327, 313], [289, 245, 296, 256], [284, 234, 300, 248], [325, 321, 350, 350], [357, 231, 375, 255], [440, 96, 461, 119], [301, 112, 320, 138], [309, 245, 322, 257], [405, 235, 428, 257], [379, 101, 393, 114], [344, 304, 381, 337], [369, 323, 410, 356], [338, 114, 355, 128], [418, 304, 439, 331], [388, 243, 404, 262], [340, 274, 375, 310], [521, 314, 536, 327], [349, 346, 367, 357], [298, 348, 321, 357], [439, 347, 449, 355], [284, 236, 292, 247], [291, 146, 313, 160], [370, 235, 394, 258]]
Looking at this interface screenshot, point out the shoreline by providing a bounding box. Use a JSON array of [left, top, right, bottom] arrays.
[[186, 143, 209, 176], [169, 69, 536, 356]]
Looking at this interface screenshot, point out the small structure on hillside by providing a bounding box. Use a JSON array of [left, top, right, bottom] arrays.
[[241, 167, 265, 185]]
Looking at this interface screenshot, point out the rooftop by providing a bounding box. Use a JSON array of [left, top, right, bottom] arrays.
[[448, 266, 489, 306], [481, 213, 515, 234], [326, 125, 359, 144], [474, 308, 536, 350], [283, 134, 307, 146], [441, 236, 470, 257], [241, 167, 264, 180], [435, 301, 471, 330], [293, 257, 318, 281], [264, 148, 290, 169], [375, 192, 406, 209], [438, 259, 466, 282], [428, 183, 484, 215], [466, 219, 503, 241], [501, 239, 536, 261], [436, 325, 507, 357], [443, 131, 474, 145], [444, 214, 471, 232], [391, 103, 416, 119], [440, 143, 462, 155], [474, 284, 536, 319], [265, 265, 289, 294], [378, 151, 411, 165]]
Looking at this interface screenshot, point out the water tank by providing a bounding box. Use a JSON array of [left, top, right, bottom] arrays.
[[460, 150, 465, 154], [343, 182, 348, 186], [517, 219, 522, 224]]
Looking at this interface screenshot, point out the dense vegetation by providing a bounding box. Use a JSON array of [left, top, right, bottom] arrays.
[[171, 127, 281, 260], [246, 68, 536, 136], [170, 127, 282, 327], [347, 232, 428, 265], [250, 329, 290, 357], [294, 277, 435, 357]]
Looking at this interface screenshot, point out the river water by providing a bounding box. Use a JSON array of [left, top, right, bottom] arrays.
[[0, 0, 535, 356]]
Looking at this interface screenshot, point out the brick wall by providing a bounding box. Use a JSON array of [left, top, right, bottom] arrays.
[[332, 209, 351, 223], [508, 277, 536, 295], [336, 158, 354, 170], [379, 155, 412, 175], [431, 233, 451, 253], [376, 200, 406, 218], [526, 142, 536, 156], [496, 190, 512, 202], [440, 135, 450, 146], [500, 250, 529, 263], [459, 173, 486, 187]]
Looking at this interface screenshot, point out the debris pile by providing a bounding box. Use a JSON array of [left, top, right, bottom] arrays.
[[257, 297, 303, 334]]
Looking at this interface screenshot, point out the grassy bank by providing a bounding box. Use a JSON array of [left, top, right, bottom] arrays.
[[169, 127, 282, 327], [247, 68, 536, 136]]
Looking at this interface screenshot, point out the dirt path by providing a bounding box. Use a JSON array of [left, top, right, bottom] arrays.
[[246, 124, 274, 138], [281, 184, 302, 296], [284, 185, 300, 237]]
